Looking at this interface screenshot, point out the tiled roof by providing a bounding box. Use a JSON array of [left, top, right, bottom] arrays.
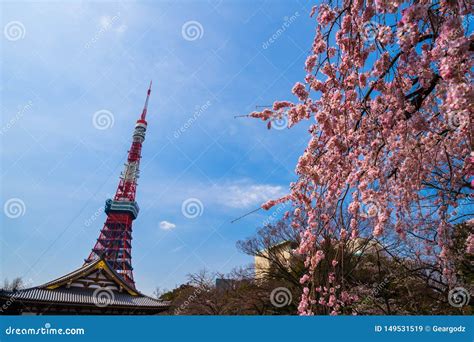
[[39, 261, 98, 288], [39, 257, 138, 296], [0, 287, 169, 308]]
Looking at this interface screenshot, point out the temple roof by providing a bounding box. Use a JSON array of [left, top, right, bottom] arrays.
[[0, 257, 169, 311], [0, 287, 168, 308], [40, 257, 138, 295]]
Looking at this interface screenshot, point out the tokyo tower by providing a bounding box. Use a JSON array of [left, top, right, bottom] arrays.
[[85, 81, 153, 288]]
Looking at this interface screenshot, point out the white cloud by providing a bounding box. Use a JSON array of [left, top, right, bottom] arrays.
[[216, 183, 286, 209], [141, 179, 288, 212], [159, 220, 176, 230]]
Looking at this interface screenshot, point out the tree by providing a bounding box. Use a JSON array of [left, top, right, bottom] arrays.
[[163, 267, 298, 315], [1, 278, 24, 291], [164, 218, 472, 315], [237, 212, 305, 287], [238, 213, 473, 315], [250, 0, 472, 315]]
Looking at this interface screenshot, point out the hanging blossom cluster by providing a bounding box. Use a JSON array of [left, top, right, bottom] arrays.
[[251, 0, 473, 315]]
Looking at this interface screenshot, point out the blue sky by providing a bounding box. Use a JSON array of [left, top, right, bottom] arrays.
[[1, 0, 316, 294]]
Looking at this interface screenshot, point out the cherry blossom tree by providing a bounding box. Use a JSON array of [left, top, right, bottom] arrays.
[[251, 0, 473, 315]]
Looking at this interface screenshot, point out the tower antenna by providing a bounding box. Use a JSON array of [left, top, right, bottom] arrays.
[[141, 80, 152, 121]]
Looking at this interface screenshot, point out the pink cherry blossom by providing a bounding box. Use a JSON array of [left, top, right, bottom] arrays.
[[250, 0, 472, 315]]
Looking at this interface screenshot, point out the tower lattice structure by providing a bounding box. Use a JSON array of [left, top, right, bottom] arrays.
[[85, 82, 152, 288]]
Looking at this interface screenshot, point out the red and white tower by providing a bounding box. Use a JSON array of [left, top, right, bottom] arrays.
[[85, 82, 153, 288]]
